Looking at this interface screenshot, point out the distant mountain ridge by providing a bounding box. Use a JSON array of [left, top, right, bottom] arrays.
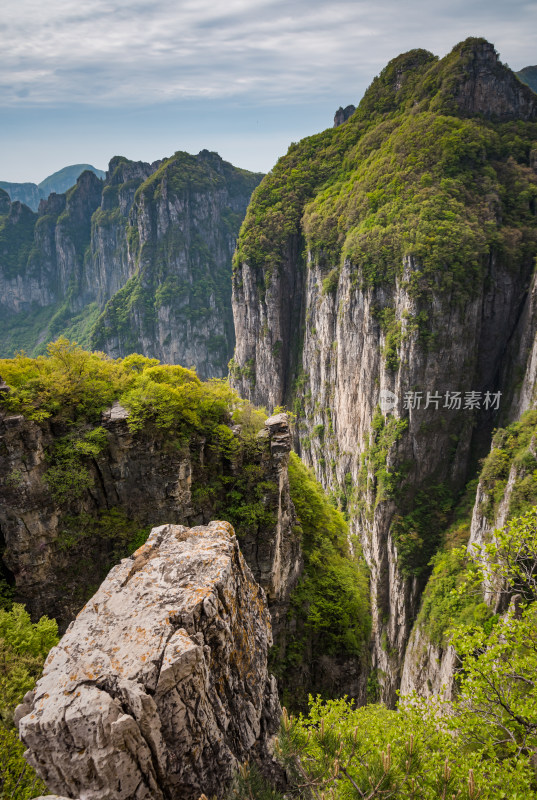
[[0, 164, 106, 211], [517, 65, 537, 93], [0, 150, 263, 378]]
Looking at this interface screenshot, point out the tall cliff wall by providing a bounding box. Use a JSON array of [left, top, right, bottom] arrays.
[[0, 357, 368, 708], [231, 37, 537, 703], [0, 151, 263, 378]]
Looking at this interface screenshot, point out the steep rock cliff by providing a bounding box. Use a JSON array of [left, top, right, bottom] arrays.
[[17, 521, 280, 800], [0, 349, 368, 707], [0, 152, 263, 378], [231, 37, 537, 703], [0, 408, 300, 632]]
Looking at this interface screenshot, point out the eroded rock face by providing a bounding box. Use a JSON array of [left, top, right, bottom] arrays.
[[0, 410, 301, 632], [17, 521, 280, 800]]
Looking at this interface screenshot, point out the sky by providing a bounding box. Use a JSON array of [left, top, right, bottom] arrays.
[[1, 0, 536, 183]]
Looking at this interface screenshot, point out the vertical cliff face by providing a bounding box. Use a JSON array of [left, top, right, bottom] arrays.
[[92, 151, 262, 378], [0, 409, 300, 630], [231, 38, 537, 703], [0, 152, 263, 378], [0, 346, 370, 707]]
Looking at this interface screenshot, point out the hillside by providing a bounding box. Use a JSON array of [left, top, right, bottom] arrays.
[[518, 64, 537, 93], [231, 36, 537, 703], [0, 151, 263, 378]]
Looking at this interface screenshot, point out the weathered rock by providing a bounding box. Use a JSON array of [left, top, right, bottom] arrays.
[[18, 521, 281, 800], [230, 38, 537, 704], [0, 411, 301, 632], [400, 624, 458, 700], [333, 105, 356, 127], [33, 796, 75, 800]]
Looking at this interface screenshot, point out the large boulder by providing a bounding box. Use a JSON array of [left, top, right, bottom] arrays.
[[17, 521, 281, 800]]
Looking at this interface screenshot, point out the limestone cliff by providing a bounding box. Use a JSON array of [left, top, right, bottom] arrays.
[[0, 408, 299, 632], [17, 521, 281, 800], [0, 379, 367, 707], [231, 37, 537, 703], [0, 151, 263, 378]]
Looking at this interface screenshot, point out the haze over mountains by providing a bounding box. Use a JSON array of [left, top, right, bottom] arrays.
[[0, 164, 106, 212]]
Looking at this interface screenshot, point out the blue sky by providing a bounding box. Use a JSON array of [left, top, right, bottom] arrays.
[[1, 0, 535, 183]]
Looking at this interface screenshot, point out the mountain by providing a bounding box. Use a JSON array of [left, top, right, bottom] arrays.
[[0, 164, 105, 211], [230, 37, 537, 703], [37, 163, 106, 198], [517, 64, 537, 93], [0, 151, 263, 378]]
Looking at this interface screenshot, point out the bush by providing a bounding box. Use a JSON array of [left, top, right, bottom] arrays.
[[0, 605, 58, 799]]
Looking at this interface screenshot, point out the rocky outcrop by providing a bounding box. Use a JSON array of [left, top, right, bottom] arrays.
[[0, 151, 263, 378], [0, 410, 300, 631], [333, 105, 356, 126], [400, 624, 458, 700], [17, 521, 281, 800], [447, 39, 537, 120]]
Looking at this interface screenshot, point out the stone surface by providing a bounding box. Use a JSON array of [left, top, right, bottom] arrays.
[[17, 521, 281, 800], [0, 411, 300, 633], [400, 624, 458, 700], [333, 105, 356, 127]]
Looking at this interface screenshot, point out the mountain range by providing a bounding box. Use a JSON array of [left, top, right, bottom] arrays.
[[0, 164, 106, 212]]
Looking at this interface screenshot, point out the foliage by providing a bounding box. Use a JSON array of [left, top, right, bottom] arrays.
[[276, 697, 535, 800], [391, 483, 453, 578], [0, 727, 48, 800], [466, 506, 537, 605], [45, 427, 108, 504], [236, 39, 537, 309], [0, 605, 58, 799], [417, 547, 495, 647], [357, 410, 408, 515], [451, 602, 537, 757], [283, 454, 370, 681], [477, 409, 537, 522]]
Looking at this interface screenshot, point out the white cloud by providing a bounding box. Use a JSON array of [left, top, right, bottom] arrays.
[[1, 0, 534, 107]]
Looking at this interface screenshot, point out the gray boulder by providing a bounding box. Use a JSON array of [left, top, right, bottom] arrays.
[[17, 521, 280, 800]]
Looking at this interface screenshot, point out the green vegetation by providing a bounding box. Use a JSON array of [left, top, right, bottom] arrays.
[[235, 507, 537, 800], [273, 454, 369, 709], [268, 692, 536, 800], [0, 605, 59, 799], [478, 408, 537, 521], [356, 409, 408, 515], [417, 546, 496, 646], [391, 483, 453, 578], [0, 202, 37, 279], [235, 36, 537, 341], [0, 340, 370, 713]]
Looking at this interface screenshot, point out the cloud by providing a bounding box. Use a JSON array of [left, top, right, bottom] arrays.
[[1, 0, 535, 108]]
